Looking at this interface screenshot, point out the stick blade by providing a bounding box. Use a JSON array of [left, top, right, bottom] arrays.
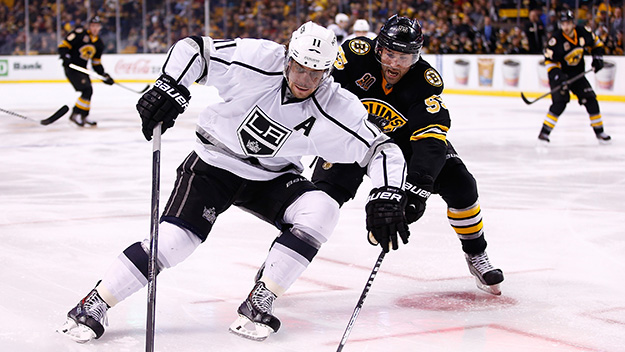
[[520, 92, 533, 105], [41, 105, 69, 125]]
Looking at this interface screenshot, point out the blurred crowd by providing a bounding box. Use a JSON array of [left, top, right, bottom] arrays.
[[1, 0, 623, 56]]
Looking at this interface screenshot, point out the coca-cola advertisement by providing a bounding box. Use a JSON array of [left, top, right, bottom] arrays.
[[105, 55, 163, 79]]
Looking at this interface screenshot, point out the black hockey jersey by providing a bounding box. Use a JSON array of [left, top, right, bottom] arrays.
[[58, 26, 106, 74], [333, 37, 451, 181], [544, 25, 604, 76]]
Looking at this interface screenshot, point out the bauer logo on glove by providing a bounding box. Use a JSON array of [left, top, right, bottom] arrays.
[[154, 77, 190, 110]]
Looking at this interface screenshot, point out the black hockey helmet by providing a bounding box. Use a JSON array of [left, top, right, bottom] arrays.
[[559, 10, 574, 23], [375, 15, 424, 66], [89, 16, 102, 24]]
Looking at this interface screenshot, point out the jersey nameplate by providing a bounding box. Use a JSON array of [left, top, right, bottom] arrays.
[[237, 106, 292, 157], [361, 98, 406, 133]]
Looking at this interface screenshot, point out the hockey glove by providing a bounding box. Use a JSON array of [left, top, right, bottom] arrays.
[[365, 186, 410, 253], [592, 55, 604, 73], [61, 53, 71, 68], [136, 74, 191, 140], [404, 174, 432, 224], [101, 73, 115, 85], [367, 113, 390, 132]]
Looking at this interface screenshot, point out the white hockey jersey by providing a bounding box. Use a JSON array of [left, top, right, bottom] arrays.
[[159, 36, 406, 189]]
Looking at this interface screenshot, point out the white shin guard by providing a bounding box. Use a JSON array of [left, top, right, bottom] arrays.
[[98, 222, 201, 305]]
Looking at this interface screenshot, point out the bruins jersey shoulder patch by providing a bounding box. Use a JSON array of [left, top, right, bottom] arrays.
[[424, 68, 443, 87], [361, 98, 406, 133], [348, 39, 371, 55], [548, 37, 556, 46]]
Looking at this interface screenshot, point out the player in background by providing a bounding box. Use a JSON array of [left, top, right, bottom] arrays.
[[328, 13, 350, 44], [58, 16, 114, 127], [539, 9, 611, 144], [57, 22, 409, 343], [312, 15, 504, 295], [344, 19, 377, 41]]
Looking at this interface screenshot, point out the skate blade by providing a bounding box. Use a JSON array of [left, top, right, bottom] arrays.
[[535, 140, 549, 154], [228, 315, 274, 341], [57, 318, 96, 343], [597, 139, 612, 145], [475, 278, 502, 296]]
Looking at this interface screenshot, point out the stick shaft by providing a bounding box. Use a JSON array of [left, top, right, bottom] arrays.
[[336, 251, 385, 352], [521, 69, 593, 105], [146, 123, 162, 352], [69, 64, 149, 94]]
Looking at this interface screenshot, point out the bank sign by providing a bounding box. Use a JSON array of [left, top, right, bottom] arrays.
[[0, 56, 51, 80], [0, 60, 7, 76]]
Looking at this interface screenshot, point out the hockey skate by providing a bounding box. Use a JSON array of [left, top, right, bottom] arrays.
[[596, 131, 611, 145], [229, 281, 281, 341], [81, 115, 98, 127], [465, 251, 504, 296], [537, 132, 550, 143], [69, 113, 84, 127], [57, 289, 109, 343]]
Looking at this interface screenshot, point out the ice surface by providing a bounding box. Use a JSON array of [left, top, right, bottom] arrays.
[[1, 82, 624, 351]]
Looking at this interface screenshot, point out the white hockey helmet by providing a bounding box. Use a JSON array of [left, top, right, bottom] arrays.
[[335, 13, 349, 24], [287, 21, 338, 72], [353, 19, 370, 32]]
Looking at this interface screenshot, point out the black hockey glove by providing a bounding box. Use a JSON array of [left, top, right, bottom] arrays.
[[549, 68, 568, 93], [367, 113, 390, 132], [592, 55, 604, 73], [365, 186, 410, 253], [60, 53, 71, 68], [101, 73, 114, 85], [404, 174, 432, 224], [137, 74, 191, 140]]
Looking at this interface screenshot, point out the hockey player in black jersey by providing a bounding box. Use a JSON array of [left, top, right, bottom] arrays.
[[312, 15, 504, 295], [58, 16, 114, 127], [539, 10, 611, 144]]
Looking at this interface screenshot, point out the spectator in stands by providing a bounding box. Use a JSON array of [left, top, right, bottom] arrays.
[[479, 16, 497, 52], [525, 9, 546, 53]]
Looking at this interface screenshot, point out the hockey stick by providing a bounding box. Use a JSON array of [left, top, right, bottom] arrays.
[[1, 105, 69, 125], [336, 250, 386, 352], [69, 63, 150, 94], [146, 123, 162, 352], [521, 68, 594, 105]]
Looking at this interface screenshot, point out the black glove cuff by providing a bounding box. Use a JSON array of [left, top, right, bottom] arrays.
[[153, 74, 191, 113], [366, 186, 406, 206]]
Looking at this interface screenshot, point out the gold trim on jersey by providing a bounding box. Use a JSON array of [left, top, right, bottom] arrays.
[[361, 98, 406, 133], [544, 60, 561, 72], [563, 30, 578, 46], [381, 75, 393, 95], [59, 40, 72, 50], [334, 47, 347, 70], [410, 124, 448, 144]]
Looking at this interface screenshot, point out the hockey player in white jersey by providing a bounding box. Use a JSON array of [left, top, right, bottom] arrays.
[[58, 22, 409, 343]]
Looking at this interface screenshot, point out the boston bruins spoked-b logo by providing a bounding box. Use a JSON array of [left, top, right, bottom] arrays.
[[237, 106, 292, 157]]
